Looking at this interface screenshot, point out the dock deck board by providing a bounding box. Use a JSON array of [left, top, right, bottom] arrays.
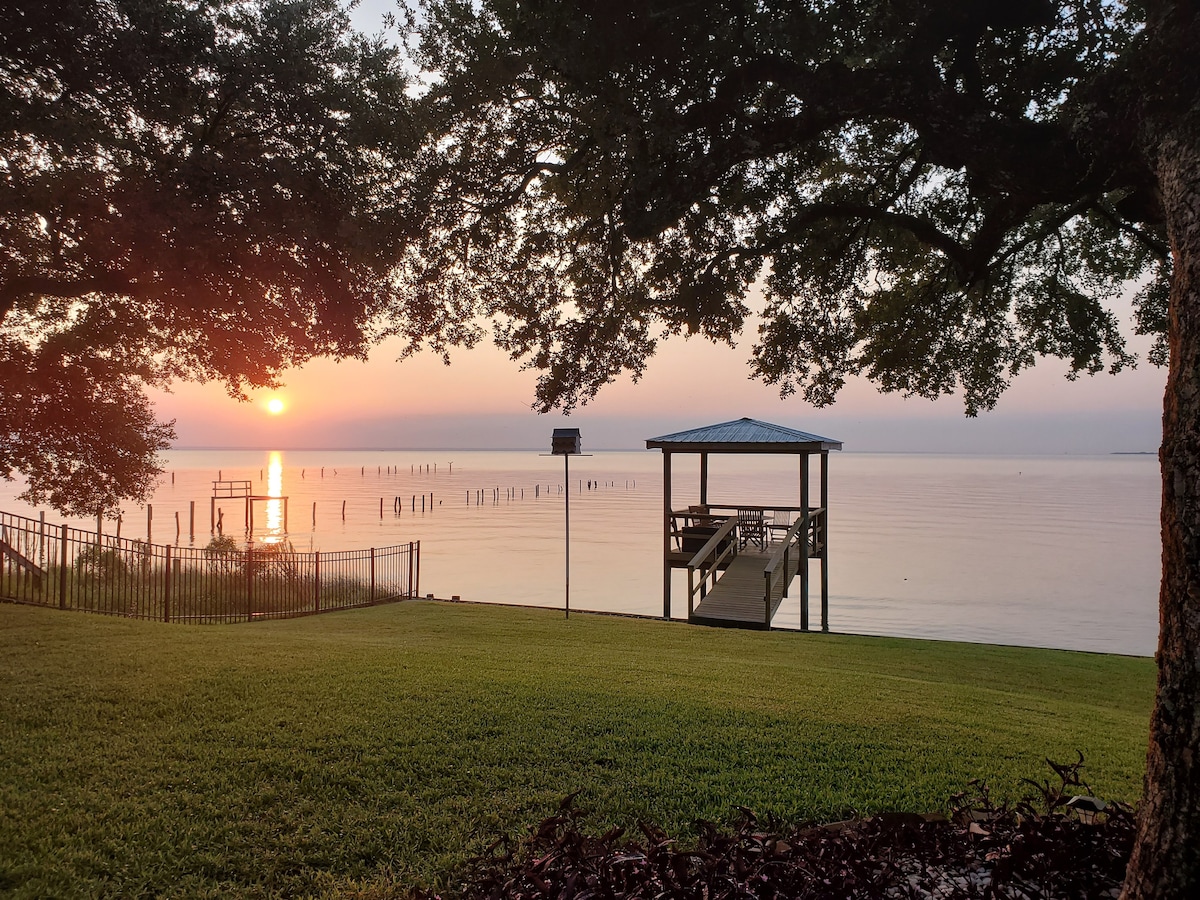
[[690, 545, 802, 629]]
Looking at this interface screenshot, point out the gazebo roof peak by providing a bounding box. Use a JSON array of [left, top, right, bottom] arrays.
[[646, 417, 842, 452]]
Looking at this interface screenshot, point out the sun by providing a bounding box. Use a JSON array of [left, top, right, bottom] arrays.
[[266, 397, 285, 415]]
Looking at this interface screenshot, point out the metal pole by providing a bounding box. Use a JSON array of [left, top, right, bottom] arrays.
[[564, 454, 570, 619]]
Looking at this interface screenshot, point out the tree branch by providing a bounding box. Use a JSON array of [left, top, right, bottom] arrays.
[[0, 273, 137, 320]]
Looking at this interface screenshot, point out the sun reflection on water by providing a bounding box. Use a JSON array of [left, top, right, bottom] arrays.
[[263, 451, 284, 543]]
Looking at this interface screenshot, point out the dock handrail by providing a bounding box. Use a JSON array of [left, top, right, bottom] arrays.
[[762, 507, 826, 626], [212, 480, 252, 498], [685, 517, 738, 617]]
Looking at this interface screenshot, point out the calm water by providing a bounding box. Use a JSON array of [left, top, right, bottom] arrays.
[[1, 449, 1161, 656]]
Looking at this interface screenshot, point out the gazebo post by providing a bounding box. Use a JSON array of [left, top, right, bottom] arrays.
[[663, 449, 673, 619], [800, 452, 810, 631], [699, 452, 709, 507], [820, 450, 829, 631]]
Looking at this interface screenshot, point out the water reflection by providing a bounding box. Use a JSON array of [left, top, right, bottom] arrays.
[[263, 451, 284, 544]]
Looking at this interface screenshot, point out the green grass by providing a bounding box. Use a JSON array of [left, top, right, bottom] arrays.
[[0, 601, 1154, 898]]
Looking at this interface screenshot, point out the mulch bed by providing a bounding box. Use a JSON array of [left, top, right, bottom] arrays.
[[454, 758, 1134, 899]]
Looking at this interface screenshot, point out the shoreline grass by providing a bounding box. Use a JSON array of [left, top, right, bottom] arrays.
[[0, 601, 1154, 898]]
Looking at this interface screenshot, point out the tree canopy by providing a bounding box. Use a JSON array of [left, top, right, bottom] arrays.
[[407, 0, 1175, 415], [0, 0, 415, 515]]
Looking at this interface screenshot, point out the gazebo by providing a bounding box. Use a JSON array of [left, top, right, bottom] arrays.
[[645, 418, 842, 630]]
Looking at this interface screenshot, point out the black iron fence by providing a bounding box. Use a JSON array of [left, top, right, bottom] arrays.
[[0, 511, 419, 623]]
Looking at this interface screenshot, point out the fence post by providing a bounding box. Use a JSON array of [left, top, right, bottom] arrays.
[[314, 551, 320, 614], [370, 547, 376, 604], [59, 523, 69, 609], [245, 545, 253, 621], [408, 542, 414, 598], [414, 541, 420, 599], [164, 545, 172, 623]]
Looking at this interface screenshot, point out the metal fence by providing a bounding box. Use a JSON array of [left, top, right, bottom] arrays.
[[0, 511, 419, 623]]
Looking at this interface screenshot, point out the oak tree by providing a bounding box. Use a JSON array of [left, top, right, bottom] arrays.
[[0, 0, 416, 516], [408, 1, 1199, 895]]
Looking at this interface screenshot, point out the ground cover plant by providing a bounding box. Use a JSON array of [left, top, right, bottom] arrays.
[[0, 601, 1154, 898], [463, 761, 1136, 899]]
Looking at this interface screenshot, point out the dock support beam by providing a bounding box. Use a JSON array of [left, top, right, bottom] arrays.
[[800, 453, 810, 631], [663, 450, 672, 619], [820, 450, 829, 632]]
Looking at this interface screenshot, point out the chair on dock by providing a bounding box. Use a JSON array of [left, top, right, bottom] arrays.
[[767, 509, 794, 543], [737, 508, 766, 551]]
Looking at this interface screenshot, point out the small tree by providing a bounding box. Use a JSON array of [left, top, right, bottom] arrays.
[[409, 1, 1198, 895], [0, 0, 418, 516]]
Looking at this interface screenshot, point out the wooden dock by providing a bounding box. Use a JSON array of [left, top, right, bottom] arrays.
[[690, 545, 802, 630]]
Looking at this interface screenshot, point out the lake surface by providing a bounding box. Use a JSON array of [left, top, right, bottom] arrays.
[[1, 449, 1161, 656]]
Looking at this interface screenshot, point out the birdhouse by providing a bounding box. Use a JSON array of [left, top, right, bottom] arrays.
[[551, 428, 582, 455]]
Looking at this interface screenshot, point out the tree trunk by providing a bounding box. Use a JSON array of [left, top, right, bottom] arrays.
[[1122, 112, 1200, 897]]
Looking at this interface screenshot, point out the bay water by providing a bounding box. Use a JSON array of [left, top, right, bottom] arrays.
[[1, 449, 1160, 656]]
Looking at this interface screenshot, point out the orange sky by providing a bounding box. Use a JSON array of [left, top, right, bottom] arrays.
[[150, 317, 1167, 452]]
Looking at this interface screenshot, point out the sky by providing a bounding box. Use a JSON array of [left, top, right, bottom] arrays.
[[146, 1, 1169, 455], [151, 298, 1167, 453]]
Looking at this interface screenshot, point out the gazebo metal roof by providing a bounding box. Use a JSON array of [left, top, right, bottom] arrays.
[[646, 417, 842, 453]]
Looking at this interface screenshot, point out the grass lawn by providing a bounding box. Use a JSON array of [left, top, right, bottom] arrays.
[[0, 600, 1155, 898]]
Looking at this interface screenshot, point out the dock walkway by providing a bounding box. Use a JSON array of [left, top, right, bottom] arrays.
[[690, 545, 802, 629]]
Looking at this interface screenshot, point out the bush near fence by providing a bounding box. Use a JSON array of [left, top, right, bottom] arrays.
[[0, 511, 419, 623]]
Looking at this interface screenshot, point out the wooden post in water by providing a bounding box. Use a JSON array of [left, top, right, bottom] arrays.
[[147, 504, 152, 543], [341, 500, 346, 520], [662, 450, 672, 619], [189, 501, 195, 541], [820, 449, 829, 632], [175, 511, 180, 541], [799, 453, 810, 631], [312, 502, 316, 527]]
